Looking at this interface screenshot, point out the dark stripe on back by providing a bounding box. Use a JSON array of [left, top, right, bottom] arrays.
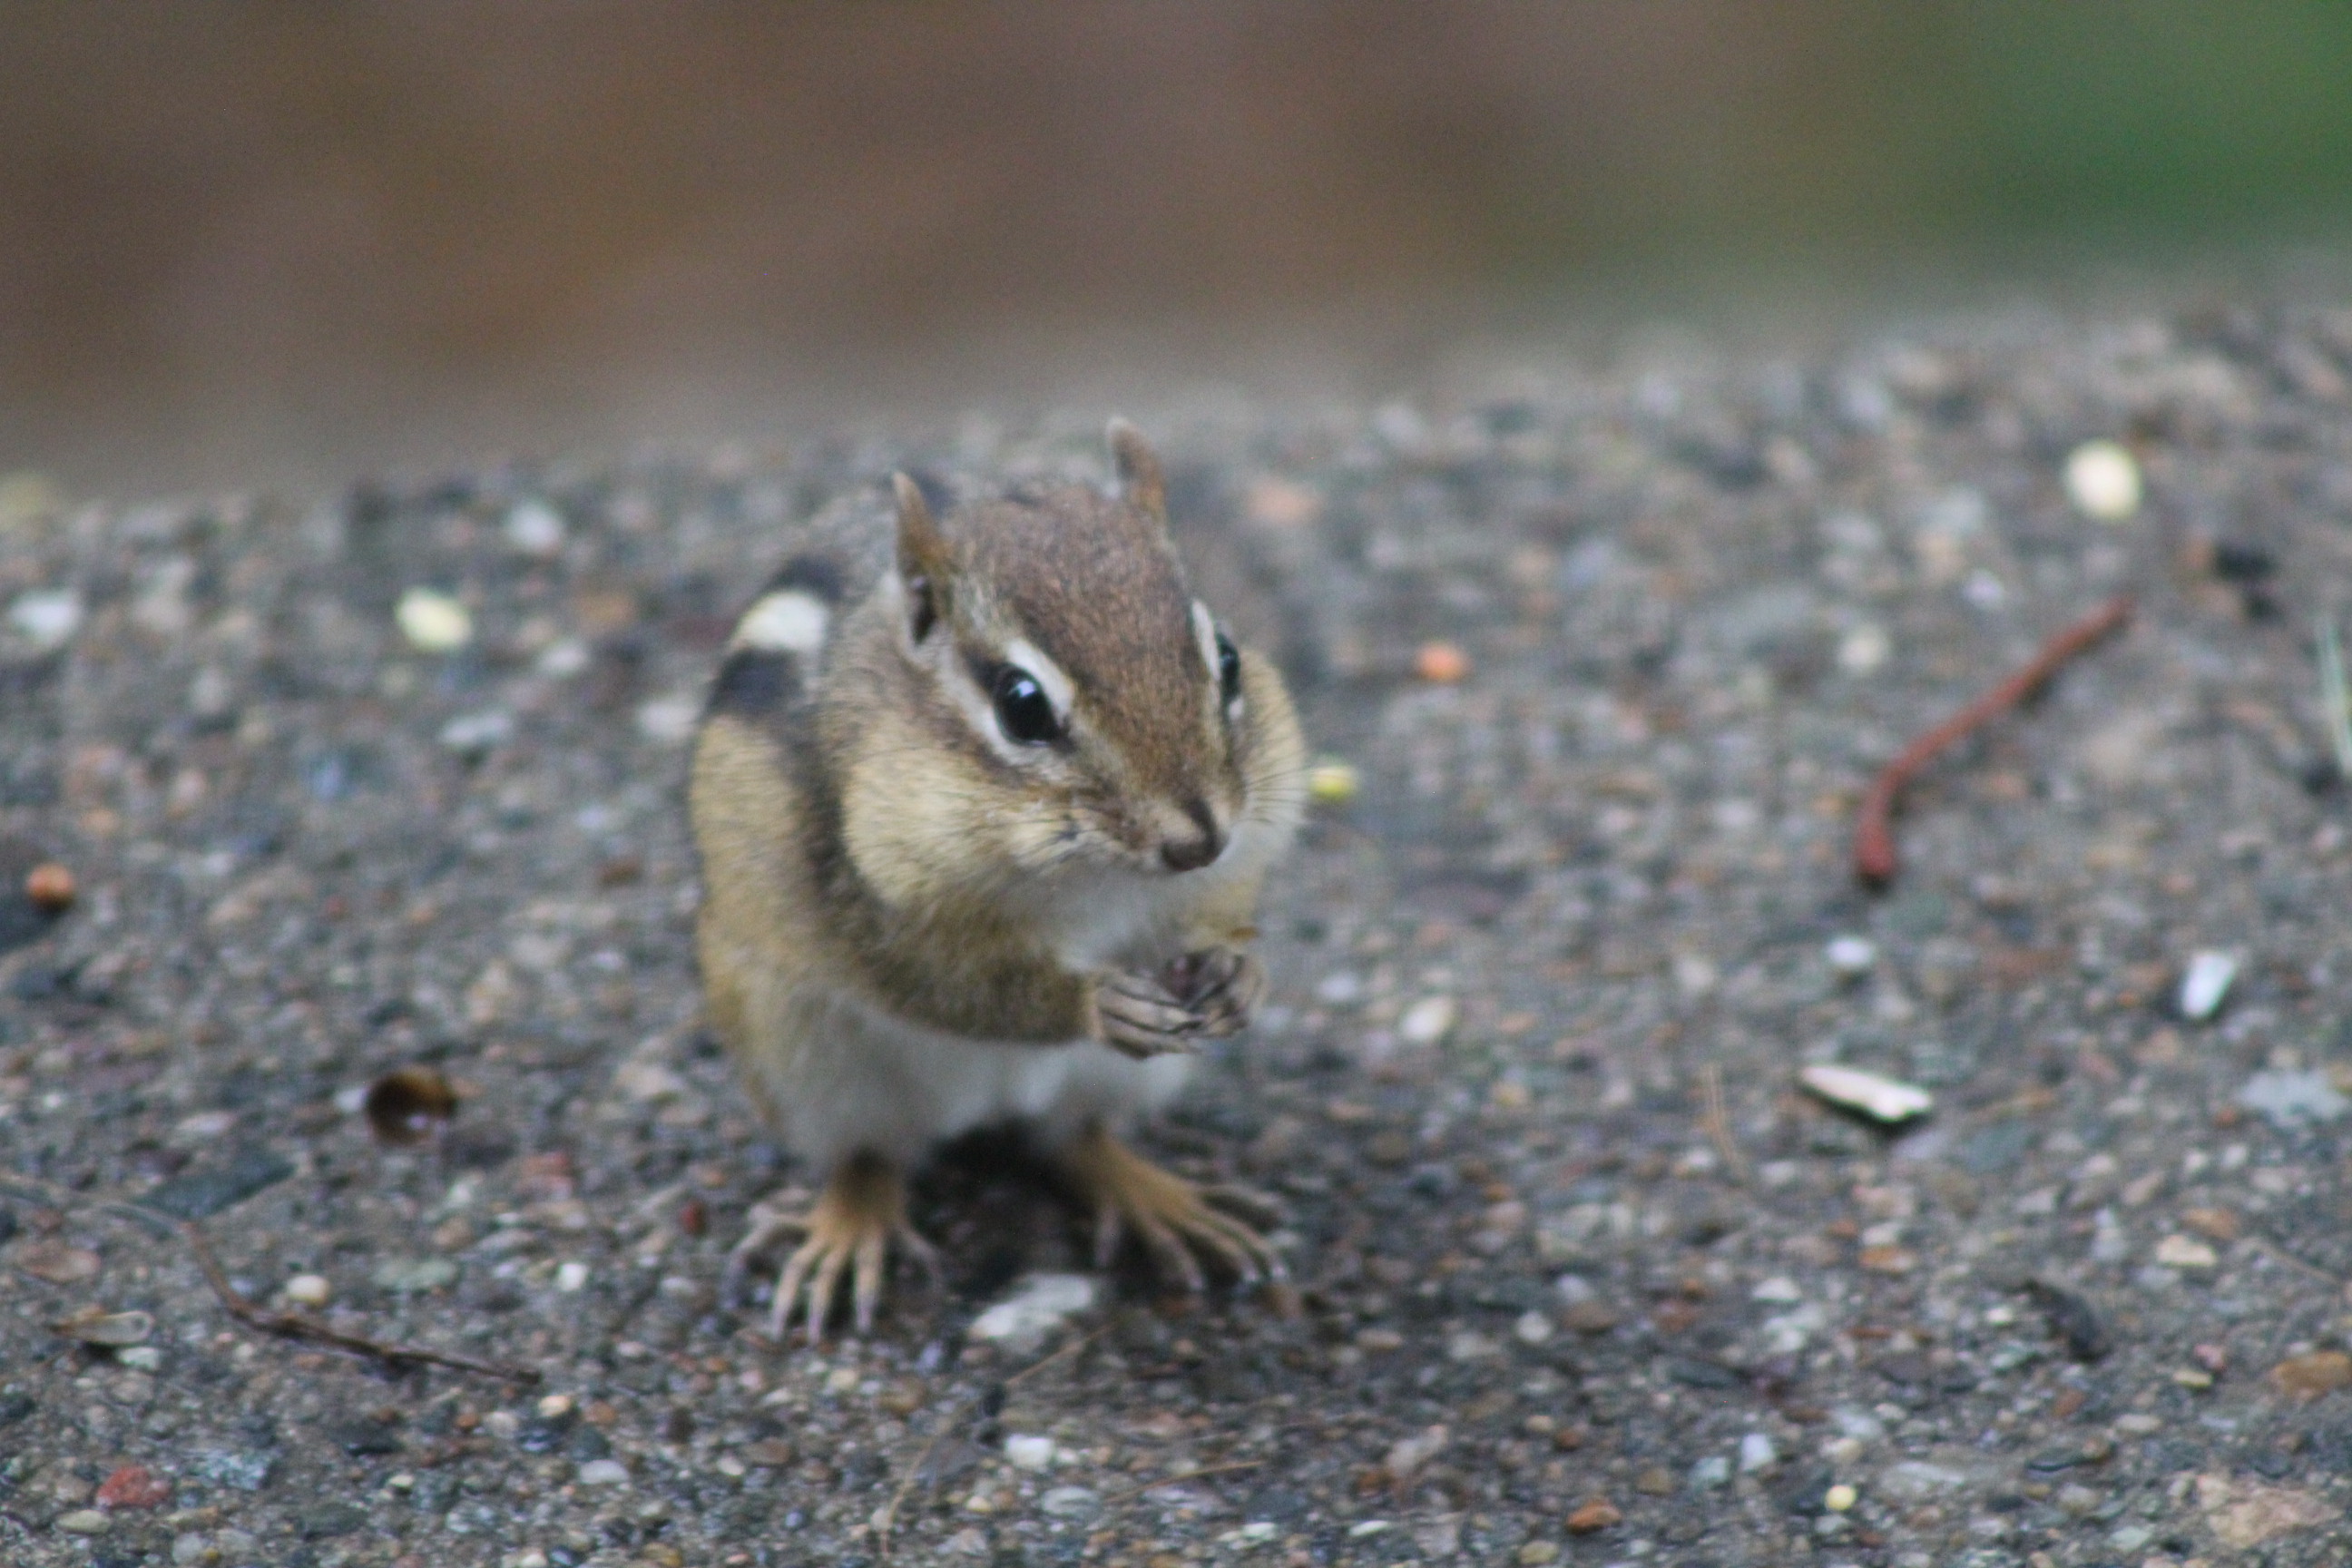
[[762, 553, 848, 604], [705, 649, 799, 718]]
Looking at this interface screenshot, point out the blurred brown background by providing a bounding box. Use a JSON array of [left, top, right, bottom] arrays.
[[6, 3, 2352, 492]]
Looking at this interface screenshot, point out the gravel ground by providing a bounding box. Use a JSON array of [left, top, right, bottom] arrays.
[[10, 301, 2352, 1568]]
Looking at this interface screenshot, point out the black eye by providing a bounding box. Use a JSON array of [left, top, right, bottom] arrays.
[[1215, 632, 1242, 707], [992, 665, 1062, 744]]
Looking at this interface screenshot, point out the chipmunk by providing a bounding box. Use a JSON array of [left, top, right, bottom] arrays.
[[690, 420, 1307, 1339]]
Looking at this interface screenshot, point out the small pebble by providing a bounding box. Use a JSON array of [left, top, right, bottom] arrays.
[[1798, 1063, 1932, 1123], [1397, 995, 1457, 1046], [1517, 1543, 1560, 1565], [1823, 935, 1877, 976], [1824, 1483, 1857, 1513], [968, 1273, 1096, 1350], [55, 1508, 110, 1534], [282, 1274, 331, 1308], [24, 862, 74, 913], [1738, 1432, 1778, 1472], [395, 587, 473, 653], [536, 1394, 574, 1419], [1564, 1496, 1621, 1534], [1688, 1455, 1731, 1490], [1513, 1310, 1553, 1345], [438, 709, 514, 755], [50, 1308, 152, 1347], [2179, 950, 2238, 1021], [574, 1459, 630, 1486], [2269, 1350, 2352, 1398], [634, 695, 700, 745], [2238, 1069, 2349, 1129], [1415, 641, 1472, 683], [1307, 757, 1360, 804], [2153, 1234, 2219, 1270], [554, 1261, 590, 1293], [7, 588, 83, 651], [1836, 623, 1890, 674], [2064, 439, 2143, 521], [504, 498, 567, 556], [1004, 1435, 1057, 1472]]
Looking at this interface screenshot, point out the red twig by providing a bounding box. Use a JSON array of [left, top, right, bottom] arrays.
[[1854, 595, 2133, 888]]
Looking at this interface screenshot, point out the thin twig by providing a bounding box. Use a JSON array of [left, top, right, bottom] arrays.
[[1104, 1459, 1263, 1504], [2317, 614, 2352, 780], [0, 1171, 535, 1384], [1004, 1321, 1114, 1387], [1855, 594, 2133, 888], [181, 1221, 540, 1384], [2243, 1236, 2344, 1290], [1699, 1063, 1750, 1185]]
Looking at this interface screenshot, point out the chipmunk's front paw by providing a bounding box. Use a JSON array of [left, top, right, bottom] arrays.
[[1093, 970, 1205, 1059], [1164, 946, 1265, 1038], [724, 1152, 936, 1343]]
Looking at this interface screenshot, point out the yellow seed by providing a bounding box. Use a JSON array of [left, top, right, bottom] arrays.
[[1307, 759, 1360, 804]]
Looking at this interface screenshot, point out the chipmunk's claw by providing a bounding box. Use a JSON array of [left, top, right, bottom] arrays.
[[728, 1154, 934, 1343], [1063, 1126, 1285, 1296]]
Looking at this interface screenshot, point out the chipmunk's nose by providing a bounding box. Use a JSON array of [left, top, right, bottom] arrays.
[[1159, 799, 1226, 872]]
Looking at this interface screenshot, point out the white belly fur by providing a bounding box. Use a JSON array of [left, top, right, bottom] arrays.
[[748, 985, 1194, 1171]]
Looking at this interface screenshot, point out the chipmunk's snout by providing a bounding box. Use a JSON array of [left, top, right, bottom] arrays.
[[1157, 798, 1226, 873]]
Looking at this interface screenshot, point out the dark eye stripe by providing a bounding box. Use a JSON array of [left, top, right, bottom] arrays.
[[1216, 632, 1242, 707]]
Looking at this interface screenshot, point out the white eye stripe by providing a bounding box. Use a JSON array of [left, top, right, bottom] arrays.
[[1003, 637, 1073, 720], [1191, 601, 1221, 684], [732, 589, 830, 655]]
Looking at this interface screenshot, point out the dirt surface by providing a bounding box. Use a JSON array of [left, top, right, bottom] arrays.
[[10, 302, 2352, 1567]]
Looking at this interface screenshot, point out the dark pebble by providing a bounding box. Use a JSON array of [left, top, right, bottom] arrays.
[[2024, 1279, 2111, 1362], [0, 1391, 35, 1426], [297, 1502, 367, 1539], [566, 1424, 612, 1462], [1958, 1122, 2034, 1174], [139, 1145, 294, 1220], [329, 1416, 405, 1456], [1666, 1357, 1746, 1389]]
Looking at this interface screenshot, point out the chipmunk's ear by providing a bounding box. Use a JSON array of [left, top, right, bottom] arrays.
[[1107, 417, 1167, 526], [892, 472, 953, 642]]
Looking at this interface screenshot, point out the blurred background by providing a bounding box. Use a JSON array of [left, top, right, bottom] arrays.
[[6, 1, 2352, 493]]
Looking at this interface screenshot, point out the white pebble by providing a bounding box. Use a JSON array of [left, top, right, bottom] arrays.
[[1512, 1310, 1553, 1345], [504, 498, 566, 557], [554, 1260, 590, 1293], [1798, 1063, 1932, 1123], [1398, 996, 1457, 1047], [2179, 950, 2237, 1022], [536, 1394, 574, 1419], [1739, 1432, 1779, 1473], [634, 694, 700, 745], [396, 587, 473, 652], [7, 588, 83, 651], [282, 1274, 332, 1308], [2064, 439, 2142, 522], [1836, 623, 1889, 675], [574, 1458, 630, 1486], [1750, 1276, 1803, 1304], [438, 709, 514, 755], [534, 636, 592, 679], [969, 1273, 1096, 1351], [1824, 936, 1877, 976], [1004, 1435, 1058, 1472]]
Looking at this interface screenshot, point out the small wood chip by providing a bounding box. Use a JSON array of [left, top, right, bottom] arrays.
[[51, 1307, 152, 1347], [363, 1067, 458, 1145]]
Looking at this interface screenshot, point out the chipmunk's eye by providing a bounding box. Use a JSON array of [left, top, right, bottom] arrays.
[[992, 665, 1063, 744], [1215, 632, 1242, 708]]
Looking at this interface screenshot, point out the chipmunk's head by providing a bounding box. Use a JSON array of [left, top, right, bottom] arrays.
[[886, 420, 1256, 879]]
